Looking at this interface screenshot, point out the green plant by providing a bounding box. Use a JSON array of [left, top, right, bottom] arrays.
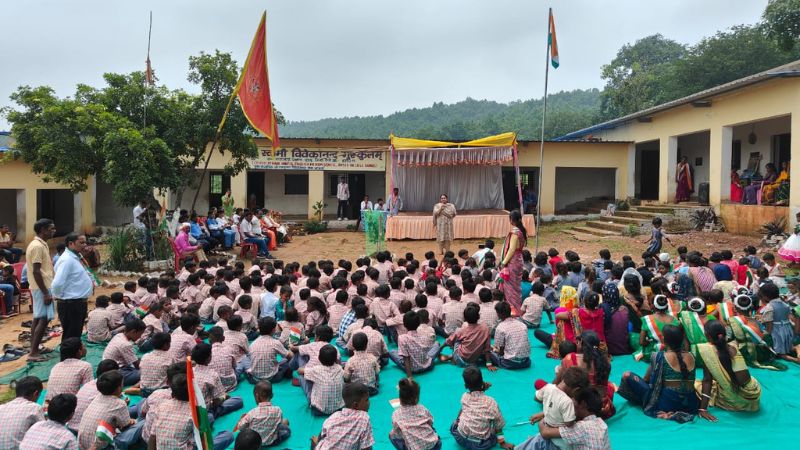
[[761, 217, 787, 237], [303, 220, 328, 234], [615, 199, 630, 211], [689, 208, 718, 230], [621, 224, 641, 237], [312, 201, 327, 221], [104, 227, 143, 271]]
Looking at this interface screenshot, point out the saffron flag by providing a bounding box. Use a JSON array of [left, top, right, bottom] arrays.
[[548, 9, 559, 69], [233, 12, 280, 151], [187, 356, 213, 450]]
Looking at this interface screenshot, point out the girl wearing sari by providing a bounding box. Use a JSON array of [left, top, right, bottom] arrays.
[[635, 295, 680, 362], [762, 161, 789, 204], [696, 320, 761, 420], [534, 286, 578, 359], [557, 330, 616, 419], [432, 194, 456, 255], [679, 297, 715, 363], [675, 156, 693, 203], [498, 210, 528, 315], [720, 294, 787, 371], [730, 169, 744, 203], [619, 325, 698, 423]]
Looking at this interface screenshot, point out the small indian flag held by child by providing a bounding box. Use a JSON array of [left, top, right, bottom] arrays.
[[389, 398, 401, 409], [95, 420, 116, 446], [548, 8, 559, 69], [135, 304, 149, 319], [187, 356, 213, 450], [289, 326, 302, 345]]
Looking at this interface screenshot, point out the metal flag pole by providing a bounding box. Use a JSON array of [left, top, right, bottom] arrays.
[[535, 8, 552, 253], [143, 11, 153, 129]]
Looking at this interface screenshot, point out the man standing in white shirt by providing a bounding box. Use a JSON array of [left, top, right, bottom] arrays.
[[132, 200, 153, 259], [336, 176, 350, 221], [51, 233, 94, 340]]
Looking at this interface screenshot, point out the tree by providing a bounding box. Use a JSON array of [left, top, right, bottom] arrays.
[[3, 51, 286, 207], [763, 0, 800, 51], [599, 34, 686, 120]]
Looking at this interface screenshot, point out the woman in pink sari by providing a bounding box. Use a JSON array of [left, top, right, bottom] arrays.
[[676, 156, 693, 203], [499, 210, 527, 315]]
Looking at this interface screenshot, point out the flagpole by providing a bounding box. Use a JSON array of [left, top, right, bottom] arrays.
[[534, 8, 552, 253], [143, 11, 153, 129]]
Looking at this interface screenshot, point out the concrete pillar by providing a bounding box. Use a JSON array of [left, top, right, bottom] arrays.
[[231, 171, 248, 209], [790, 113, 800, 227], [73, 192, 82, 234], [709, 126, 733, 207], [308, 171, 325, 220], [20, 188, 36, 244], [539, 160, 556, 216], [624, 143, 635, 200], [659, 136, 678, 203]]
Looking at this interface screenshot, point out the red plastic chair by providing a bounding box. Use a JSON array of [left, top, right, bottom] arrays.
[[11, 262, 28, 313], [239, 229, 258, 260], [167, 237, 198, 271]]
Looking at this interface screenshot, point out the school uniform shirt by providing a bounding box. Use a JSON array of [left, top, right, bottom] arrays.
[[390, 404, 439, 450], [445, 323, 491, 361], [77, 394, 130, 450], [19, 419, 78, 450], [347, 325, 388, 359], [389, 289, 407, 308], [140, 313, 169, 344], [238, 402, 286, 446], [199, 296, 216, 321], [304, 364, 345, 414], [235, 310, 258, 334], [86, 307, 113, 342], [341, 319, 365, 345], [139, 292, 159, 308], [140, 349, 176, 390], [168, 329, 198, 362], [144, 398, 194, 449], [45, 358, 93, 401], [478, 302, 499, 334], [194, 364, 227, 403], [299, 341, 341, 369], [213, 297, 234, 322], [441, 300, 467, 334], [107, 303, 131, 327], [277, 320, 307, 348], [103, 333, 138, 368], [317, 408, 374, 450], [559, 415, 610, 450], [0, 397, 44, 448], [385, 313, 408, 336], [177, 269, 192, 290], [305, 310, 326, 332], [327, 303, 349, 332], [417, 324, 437, 348], [344, 350, 380, 389], [181, 284, 204, 305], [68, 380, 98, 430], [224, 329, 250, 362], [494, 318, 531, 360], [248, 335, 288, 380], [209, 342, 238, 390], [521, 294, 547, 326], [398, 330, 433, 371], [456, 391, 505, 440], [371, 298, 400, 327]]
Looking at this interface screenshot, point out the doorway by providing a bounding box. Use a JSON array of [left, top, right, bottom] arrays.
[[348, 173, 366, 219], [208, 171, 231, 210], [639, 150, 660, 200], [502, 168, 539, 211], [246, 171, 265, 209], [37, 189, 74, 237]]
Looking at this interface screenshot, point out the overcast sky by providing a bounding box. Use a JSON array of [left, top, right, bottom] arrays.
[[0, 0, 769, 130]]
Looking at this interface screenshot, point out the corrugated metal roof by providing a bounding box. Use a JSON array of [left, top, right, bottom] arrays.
[[556, 59, 800, 141]]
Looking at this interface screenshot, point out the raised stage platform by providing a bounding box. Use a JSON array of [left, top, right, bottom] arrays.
[[385, 209, 536, 240]]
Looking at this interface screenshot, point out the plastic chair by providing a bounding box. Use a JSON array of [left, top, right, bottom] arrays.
[[167, 237, 198, 271], [238, 230, 258, 260], [12, 262, 29, 313]]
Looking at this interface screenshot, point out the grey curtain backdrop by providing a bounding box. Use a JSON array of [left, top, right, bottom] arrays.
[[395, 165, 504, 211]]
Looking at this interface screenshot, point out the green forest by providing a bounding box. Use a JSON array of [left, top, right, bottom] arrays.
[[281, 0, 800, 140]]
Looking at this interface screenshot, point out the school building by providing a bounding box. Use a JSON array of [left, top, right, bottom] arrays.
[[559, 60, 800, 232]]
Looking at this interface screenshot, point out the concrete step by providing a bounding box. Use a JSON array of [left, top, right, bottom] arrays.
[[586, 220, 629, 233], [571, 225, 619, 237], [605, 215, 646, 225], [615, 210, 659, 220], [632, 205, 676, 214]]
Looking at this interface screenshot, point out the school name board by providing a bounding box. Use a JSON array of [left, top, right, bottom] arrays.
[[252, 147, 386, 171]]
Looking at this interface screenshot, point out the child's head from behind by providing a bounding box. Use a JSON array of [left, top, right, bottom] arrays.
[[559, 366, 590, 396], [462, 366, 485, 392], [151, 332, 172, 351], [315, 325, 334, 343], [318, 344, 337, 366], [342, 381, 370, 411], [254, 380, 273, 403], [463, 304, 480, 324], [60, 337, 85, 361], [351, 332, 368, 352], [558, 340, 577, 359], [96, 370, 124, 396], [398, 377, 420, 406], [258, 317, 277, 336], [94, 295, 110, 308]]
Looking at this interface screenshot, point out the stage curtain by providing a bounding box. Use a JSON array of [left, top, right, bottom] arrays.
[[396, 164, 504, 211]]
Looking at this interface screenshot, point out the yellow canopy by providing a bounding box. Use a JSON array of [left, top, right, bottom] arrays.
[[390, 132, 517, 149]]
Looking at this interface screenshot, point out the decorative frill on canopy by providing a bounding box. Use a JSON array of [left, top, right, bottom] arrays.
[[390, 132, 517, 167]]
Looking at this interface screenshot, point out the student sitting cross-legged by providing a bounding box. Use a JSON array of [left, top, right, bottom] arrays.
[[19, 394, 79, 450], [490, 302, 532, 370], [247, 317, 293, 384], [388, 310, 437, 378], [191, 343, 244, 420], [235, 381, 291, 448], [440, 304, 494, 369], [77, 370, 138, 449], [311, 382, 374, 450], [390, 377, 442, 450], [0, 376, 44, 448], [344, 332, 381, 396], [139, 332, 176, 398], [298, 344, 345, 416], [450, 367, 513, 450]]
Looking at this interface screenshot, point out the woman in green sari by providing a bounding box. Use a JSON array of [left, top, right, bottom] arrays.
[[678, 297, 714, 363], [635, 295, 680, 362], [696, 320, 761, 421], [721, 294, 787, 371]]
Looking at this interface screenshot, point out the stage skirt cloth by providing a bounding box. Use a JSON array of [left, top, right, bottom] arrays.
[[385, 212, 535, 240]]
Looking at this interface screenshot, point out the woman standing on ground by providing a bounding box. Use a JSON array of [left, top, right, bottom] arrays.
[[432, 194, 456, 255], [498, 210, 527, 315], [676, 156, 693, 203], [221, 189, 235, 218]]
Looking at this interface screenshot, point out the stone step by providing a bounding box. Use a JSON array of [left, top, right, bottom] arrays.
[[615, 210, 659, 219], [571, 225, 619, 237], [632, 205, 676, 214], [585, 220, 630, 233], [605, 215, 646, 225]]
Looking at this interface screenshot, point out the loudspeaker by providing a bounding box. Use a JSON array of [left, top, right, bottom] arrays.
[[698, 182, 709, 205]]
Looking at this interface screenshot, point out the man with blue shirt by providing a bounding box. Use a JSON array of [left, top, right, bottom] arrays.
[[51, 233, 95, 340]]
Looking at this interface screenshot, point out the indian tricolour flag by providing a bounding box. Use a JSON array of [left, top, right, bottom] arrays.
[[95, 420, 116, 446], [187, 357, 213, 450], [548, 8, 559, 69]]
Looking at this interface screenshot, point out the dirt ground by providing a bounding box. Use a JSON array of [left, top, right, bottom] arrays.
[[0, 221, 767, 381]]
